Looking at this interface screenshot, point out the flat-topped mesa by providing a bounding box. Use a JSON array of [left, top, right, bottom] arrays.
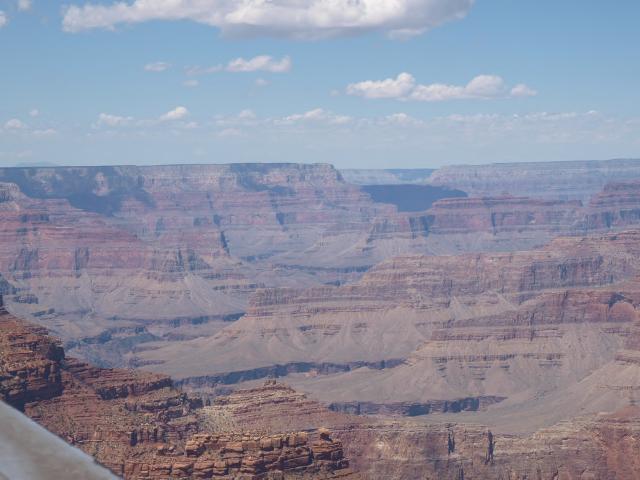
[[203, 380, 361, 435], [428, 158, 640, 201]]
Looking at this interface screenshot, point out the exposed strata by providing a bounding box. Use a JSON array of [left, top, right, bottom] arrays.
[[0, 164, 411, 366], [5, 164, 640, 369], [428, 158, 640, 201], [3, 303, 640, 479], [0, 304, 356, 479], [183, 375, 640, 480], [140, 230, 640, 381]]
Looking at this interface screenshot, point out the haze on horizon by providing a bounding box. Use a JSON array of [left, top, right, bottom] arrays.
[[1, 0, 639, 168]]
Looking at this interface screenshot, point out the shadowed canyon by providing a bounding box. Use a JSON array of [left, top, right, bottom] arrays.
[[3, 160, 640, 479]]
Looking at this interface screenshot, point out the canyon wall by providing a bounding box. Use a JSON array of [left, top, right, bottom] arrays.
[[428, 158, 640, 201], [0, 305, 356, 479], [3, 163, 640, 370]]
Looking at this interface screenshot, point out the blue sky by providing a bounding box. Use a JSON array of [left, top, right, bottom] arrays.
[[1, 0, 639, 168]]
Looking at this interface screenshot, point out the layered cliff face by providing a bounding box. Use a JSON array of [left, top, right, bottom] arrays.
[[428, 158, 640, 202], [5, 163, 640, 370], [0, 164, 407, 366], [4, 301, 640, 479], [140, 230, 640, 380], [0, 306, 357, 479], [180, 376, 640, 480]]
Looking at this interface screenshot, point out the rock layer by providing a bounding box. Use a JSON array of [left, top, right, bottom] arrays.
[[0, 305, 356, 479], [4, 164, 640, 369], [428, 158, 640, 201]]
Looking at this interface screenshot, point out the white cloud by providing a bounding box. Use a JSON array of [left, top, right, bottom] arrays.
[[255, 78, 269, 87], [61, 0, 474, 40], [32, 128, 57, 137], [187, 56, 291, 76], [237, 109, 257, 120], [226, 55, 291, 73], [17, 0, 32, 12], [159, 106, 189, 121], [384, 113, 424, 126], [346, 72, 416, 99], [183, 79, 199, 88], [0, 11, 7, 28], [29, 109, 39, 117], [144, 61, 171, 72], [215, 109, 259, 128], [5, 119, 27, 129], [347, 73, 537, 101], [510, 83, 538, 98], [97, 113, 133, 127], [278, 108, 351, 125]]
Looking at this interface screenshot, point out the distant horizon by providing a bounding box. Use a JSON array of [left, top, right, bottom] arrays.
[[4, 156, 640, 171]]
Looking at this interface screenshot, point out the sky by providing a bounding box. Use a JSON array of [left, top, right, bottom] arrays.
[[0, 0, 639, 168]]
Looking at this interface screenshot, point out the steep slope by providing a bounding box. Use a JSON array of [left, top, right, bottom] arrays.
[[140, 230, 640, 383], [0, 164, 402, 365], [0, 303, 356, 479], [3, 301, 640, 479], [186, 379, 640, 480]]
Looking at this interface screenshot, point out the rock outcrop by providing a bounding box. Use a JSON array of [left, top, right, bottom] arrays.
[[177, 377, 640, 480], [0, 304, 356, 479]]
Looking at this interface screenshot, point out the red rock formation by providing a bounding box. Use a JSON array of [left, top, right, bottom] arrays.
[[0, 305, 356, 479]]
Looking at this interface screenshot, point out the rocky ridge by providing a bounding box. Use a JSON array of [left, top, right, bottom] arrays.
[[0, 303, 356, 479]]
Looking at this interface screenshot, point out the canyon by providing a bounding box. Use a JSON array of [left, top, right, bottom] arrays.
[[2, 159, 640, 478], [3, 161, 640, 370], [3, 306, 640, 479], [0, 304, 355, 479]]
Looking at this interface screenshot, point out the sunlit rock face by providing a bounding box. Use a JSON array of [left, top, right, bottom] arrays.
[[0, 306, 358, 479]]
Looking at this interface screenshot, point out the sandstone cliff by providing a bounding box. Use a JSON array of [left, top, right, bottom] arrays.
[[0, 305, 356, 479]]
